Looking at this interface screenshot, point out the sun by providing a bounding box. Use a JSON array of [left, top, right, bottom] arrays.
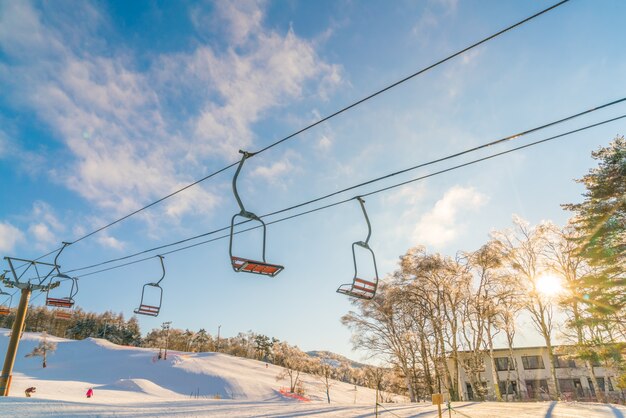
[[535, 274, 564, 297]]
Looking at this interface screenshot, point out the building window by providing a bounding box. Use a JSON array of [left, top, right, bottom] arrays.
[[495, 357, 515, 371], [553, 355, 577, 368], [498, 380, 518, 395], [521, 355, 545, 370], [525, 379, 549, 399], [593, 377, 614, 392]]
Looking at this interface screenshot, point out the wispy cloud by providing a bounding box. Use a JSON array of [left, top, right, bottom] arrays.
[[96, 234, 125, 251], [412, 0, 458, 45], [412, 186, 487, 248], [0, 222, 24, 253], [0, 1, 340, 226], [25, 201, 66, 250]]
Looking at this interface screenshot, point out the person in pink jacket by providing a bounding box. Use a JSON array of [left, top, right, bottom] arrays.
[[86, 388, 94, 398]]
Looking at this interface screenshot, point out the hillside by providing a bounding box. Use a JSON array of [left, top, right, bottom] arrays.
[[307, 350, 369, 369], [0, 329, 386, 404], [2, 330, 624, 417]]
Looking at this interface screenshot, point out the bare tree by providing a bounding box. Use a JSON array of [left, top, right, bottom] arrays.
[[312, 356, 336, 403], [274, 342, 308, 393], [25, 332, 57, 368], [491, 216, 560, 400]]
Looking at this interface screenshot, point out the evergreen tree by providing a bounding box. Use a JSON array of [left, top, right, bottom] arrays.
[[563, 135, 625, 322]]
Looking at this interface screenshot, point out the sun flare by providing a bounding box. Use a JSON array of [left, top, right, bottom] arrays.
[[535, 274, 563, 297]]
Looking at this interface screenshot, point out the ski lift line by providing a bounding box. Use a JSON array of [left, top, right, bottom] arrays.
[[16, 0, 570, 262], [253, 0, 571, 156], [70, 163, 239, 247], [65, 114, 626, 281], [258, 97, 626, 221], [11, 247, 66, 275], [59, 96, 626, 276]]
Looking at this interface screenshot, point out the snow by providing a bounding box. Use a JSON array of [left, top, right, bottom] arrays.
[[1, 329, 625, 417]]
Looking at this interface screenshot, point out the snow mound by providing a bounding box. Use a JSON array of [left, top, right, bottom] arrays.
[[102, 378, 180, 397]]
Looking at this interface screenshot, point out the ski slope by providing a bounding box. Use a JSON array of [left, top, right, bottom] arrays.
[[1, 330, 624, 417]]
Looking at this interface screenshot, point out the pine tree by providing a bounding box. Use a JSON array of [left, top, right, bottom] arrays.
[[563, 135, 625, 322]]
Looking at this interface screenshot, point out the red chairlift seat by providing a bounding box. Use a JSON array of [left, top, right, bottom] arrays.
[[54, 310, 72, 320], [229, 150, 284, 277], [337, 278, 376, 300], [46, 274, 78, 309], [231, 256, 283, 277], [133, 256, 166, 317], [134, 304, 160, 317], [0, 288, 12, 316], [336, 197, 380, 300], [46, 297, 74, 308]]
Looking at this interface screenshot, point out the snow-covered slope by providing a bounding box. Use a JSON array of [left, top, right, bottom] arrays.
[[0, 329, 383, 404], [4, 330, 623, 417]]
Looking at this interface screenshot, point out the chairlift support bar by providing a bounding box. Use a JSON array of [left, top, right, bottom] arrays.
[[229, 150, 284, 277], [3, 257, 59, 291]]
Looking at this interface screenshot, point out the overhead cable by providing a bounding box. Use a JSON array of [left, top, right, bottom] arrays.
[[32, 0, 571, 256], [66, 112, 626, 279]]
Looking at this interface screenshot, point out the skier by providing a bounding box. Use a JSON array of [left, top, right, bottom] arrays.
[[25, 387, 36, 397], [86, 388, 94, 398]]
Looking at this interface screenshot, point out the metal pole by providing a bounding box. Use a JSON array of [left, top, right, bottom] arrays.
[[161, 321, 171, 360], [0, 287, 31, 396], [217, 325, 221, 352], [375, 384, 379, 417]]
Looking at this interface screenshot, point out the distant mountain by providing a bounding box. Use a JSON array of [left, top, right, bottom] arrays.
[[306, 350, 369, 369]]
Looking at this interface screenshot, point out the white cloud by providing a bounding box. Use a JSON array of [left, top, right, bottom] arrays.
[[25, 201, 65, 249], [316, 135, 333, 151], [97, 234, 125, 251], [0, 222, 25, 252], [384, 183, 427, 207], [412, 186, 487, 248], [412, 0, 458, 45], [28, 223, 56, 246], [0, 1, 340, 222], [252, 158, 294, 184]]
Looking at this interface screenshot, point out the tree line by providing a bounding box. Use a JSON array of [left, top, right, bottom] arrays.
[[342, 136, 625, 402]]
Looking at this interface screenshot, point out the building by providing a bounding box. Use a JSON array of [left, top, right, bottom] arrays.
[[450, 346, 622, 402]]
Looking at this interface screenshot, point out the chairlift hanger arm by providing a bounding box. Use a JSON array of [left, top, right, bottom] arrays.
[[232, 150, 260, 219], [53, 242, 72, 274], [153, 255, 166, 286], [356, 197, 372, 247]]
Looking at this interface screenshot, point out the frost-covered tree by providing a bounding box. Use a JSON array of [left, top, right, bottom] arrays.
[[274, 342, 308, 393], [25, 332, 57, 368], [491, 217, 560, 400]]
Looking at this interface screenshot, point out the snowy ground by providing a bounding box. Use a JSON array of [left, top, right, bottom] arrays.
[[1, 330, 624, 417]]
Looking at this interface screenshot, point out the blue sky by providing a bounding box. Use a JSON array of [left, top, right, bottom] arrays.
[[1, 0, 625, 361]]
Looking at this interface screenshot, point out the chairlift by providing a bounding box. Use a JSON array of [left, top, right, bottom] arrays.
[[45, 275, 78, 308], [336, 197, 379, 300], [134, 255, 165, 317], [0, 289, 12, 316], [54, 310, 72, 320], [229, 150, 284, 277]]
